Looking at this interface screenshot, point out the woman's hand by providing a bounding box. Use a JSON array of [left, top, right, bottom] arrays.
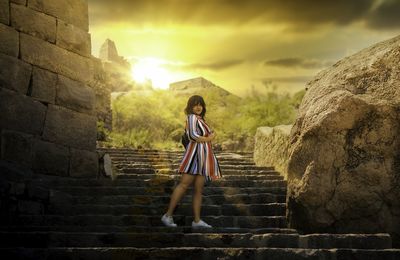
[[207, 132, 216, 142], [197, 132, 216, 142]]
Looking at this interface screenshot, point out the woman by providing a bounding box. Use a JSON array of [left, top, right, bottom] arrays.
[[161, 95, 222, 228]]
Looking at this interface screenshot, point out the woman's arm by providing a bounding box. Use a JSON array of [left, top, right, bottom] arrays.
[[187, 114, 215, 143]]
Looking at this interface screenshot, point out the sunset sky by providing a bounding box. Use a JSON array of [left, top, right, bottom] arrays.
[[88, 0, 400, 96]]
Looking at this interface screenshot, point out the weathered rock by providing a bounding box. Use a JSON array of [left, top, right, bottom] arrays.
[[254, 125, 292, 179], [70, 148, 98, 177], [0, 0, 9, 25], [287, 35, 400, 246], [0, 23, 19, 57], [28, 0, 88, 31], [56, 74, 95, 113], [42, 105, 97, 151], [1, 130, 33, 167], [10, 0, 26, 5], [0, 53, 32, 94], [11, 3, 56, 43], [56, 20, 91, 57], [20, 33, 93, 84], [103, 154, 113, 177], [32, 139, 69, 176], [31, 66, 57, 103], [0, 88, 47, 135]]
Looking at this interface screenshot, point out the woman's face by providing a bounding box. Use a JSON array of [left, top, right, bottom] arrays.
[[192, 103, 203, 115]]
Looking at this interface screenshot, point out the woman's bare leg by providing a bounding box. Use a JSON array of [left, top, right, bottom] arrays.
[[193, 175, 205, 223], [166, 173, 195, 216]]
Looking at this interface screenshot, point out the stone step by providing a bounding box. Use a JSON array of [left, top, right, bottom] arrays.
[[0, 215, 287, 228], [103, 173, 284, 181], [48, 203, 286, 216], [299, 233, 392, 249], [2, 247, 400, 260], [114, 163, 272, 171], [70, 193, 286, 205], [0, 232, 392, 249], [51, 186, 287, 196], [106, 151, 253, 160], [104, 151, 254, 157], [107, 151, 253, 156], [0, 232, 300, 248], [117, 168, 277, 175], [111, 157, 255, 165], [0, 225, 298, 234], [36, 178, 287, 189], [98, 148, 253, 155], [111, 156, 255, 163]]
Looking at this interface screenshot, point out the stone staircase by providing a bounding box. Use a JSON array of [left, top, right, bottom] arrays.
[[0, 148, 399, 259]]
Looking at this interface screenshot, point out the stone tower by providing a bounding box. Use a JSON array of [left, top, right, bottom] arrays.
[[99, 38, 119, 62]]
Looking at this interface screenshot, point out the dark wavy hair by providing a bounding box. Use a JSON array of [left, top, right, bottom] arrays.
[[184, 95, 206, 118]]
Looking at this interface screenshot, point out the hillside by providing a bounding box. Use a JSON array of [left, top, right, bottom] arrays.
[[170, 77, 239, 98]]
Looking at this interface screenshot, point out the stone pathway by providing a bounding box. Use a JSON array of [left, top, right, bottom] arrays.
[[0, 148, 399, 259]]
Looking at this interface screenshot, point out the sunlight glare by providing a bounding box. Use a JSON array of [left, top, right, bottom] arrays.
[[131, 57, 174, 89]]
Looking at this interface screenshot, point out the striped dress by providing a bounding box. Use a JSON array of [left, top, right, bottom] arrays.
[[178, 114, 222, 181]]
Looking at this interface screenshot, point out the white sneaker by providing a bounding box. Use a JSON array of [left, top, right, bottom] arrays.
[[161, 214, 177, 227], [192, 219, 212, 228]]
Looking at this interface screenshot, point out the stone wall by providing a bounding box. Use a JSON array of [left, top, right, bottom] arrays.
[[90, 57, 112, 133], [0, 0, 98, 178], [254, 125, 292, 179], [286, 35, 400, 246]]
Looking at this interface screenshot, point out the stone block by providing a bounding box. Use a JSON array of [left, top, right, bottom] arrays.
[[57, 20, 91, 57], [26, 184, 49, 201], [43, 105, 97, 151], [18, 200, 43, 214], [28, 0, 88, 31], [8, 182, 25, 196], [0, 23, 19, 57], [1, 130, 33, 167], [0, 53, 32, 94], [0, 88, 47, 135], [70, 148, 98, 177], [49, 190, 72, 209], [0, 0, 9, 25], [20, 33, 93, 84], [11, 3, 56, 43], [32, 139, 69, 176], [56, 74, 95, 113], [31, 66, 56, 103], [10, 0, 26, 5], [0, 160, 34, 181], [254, 125, 292, 179]]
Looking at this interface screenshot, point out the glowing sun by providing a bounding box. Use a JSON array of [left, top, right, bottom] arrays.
[[131, 57, 175, 89]]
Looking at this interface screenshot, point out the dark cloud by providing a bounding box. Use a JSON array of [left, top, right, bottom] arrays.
[[264, 58, 333, 69], [366, 0, 400, 29], [185, 59, 244, 70], [262, 75, 314, 84], [165, 59, 244, 71], [88, 0, 377, 28]]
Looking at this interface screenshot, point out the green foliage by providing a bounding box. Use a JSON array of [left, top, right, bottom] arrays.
[[97, 120, 110, 141], [107, 89, 305, 151]]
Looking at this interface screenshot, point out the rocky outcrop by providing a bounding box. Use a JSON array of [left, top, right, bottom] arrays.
[[287, 35, 400, 246], [254, 125, 292, 179], [0, 0, 98, 178]]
